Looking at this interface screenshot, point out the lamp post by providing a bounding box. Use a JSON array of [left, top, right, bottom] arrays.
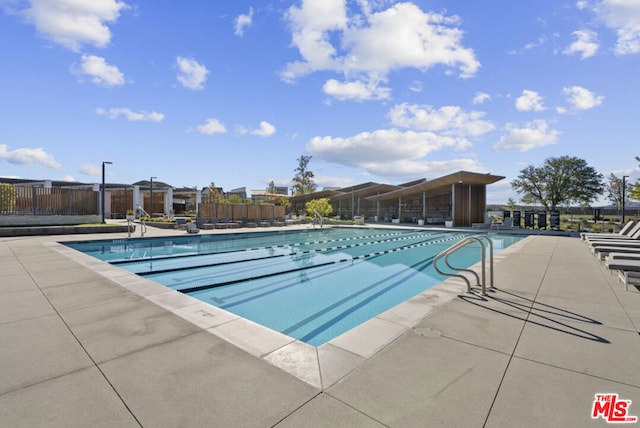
[[101, 161, 112, 224], [622, 175, 629, 224], [149, 176, 157, 216]]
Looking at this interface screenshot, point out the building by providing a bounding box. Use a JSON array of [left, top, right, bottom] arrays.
[[289, 171, 505, 227]]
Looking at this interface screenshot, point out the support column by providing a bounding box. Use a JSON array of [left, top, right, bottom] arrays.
[[165, 188, 173, 217], [133, 185, 141, 212]]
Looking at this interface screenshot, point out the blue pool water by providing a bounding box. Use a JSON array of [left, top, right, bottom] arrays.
[[66, 228, 523, 346]]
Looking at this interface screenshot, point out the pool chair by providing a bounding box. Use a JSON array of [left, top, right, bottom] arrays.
[[604, 257, 640, 290], [186, 222, 200, 234], [582, 221, 640, 242], [197, 217, 215, 230], [586, 228, 640, 247], [255, 218, 270, 227], [241, 217, 257, 228], [221, 217, 239, 228], [175, 218, 188, 230], [605, 252, 640, 263], [592, 245, 640, 261]]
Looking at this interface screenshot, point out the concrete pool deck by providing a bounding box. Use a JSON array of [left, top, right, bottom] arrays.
[[1, 223, 639, 427]]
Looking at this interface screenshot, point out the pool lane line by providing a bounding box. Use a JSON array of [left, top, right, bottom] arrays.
[[289, 255, 439, 341], [198, 232, 465, 311], [176, 233, 468, 294], [134, 231, 462, 277], [121, 230, 441, 274], [108, 229, 418, 265]]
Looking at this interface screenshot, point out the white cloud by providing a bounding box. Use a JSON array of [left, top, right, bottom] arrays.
[[563, 29, 599, 58], [363, 158, 485, 181], [196, 118, 226, 135], [0, 144, 62, 169], [307, 128, 460, 180], [176, 56, 209, 90], [493, 120, 559, 151], [593, 0, 640, 54], [472, 92, 491, 104], [79, 164, 101, 176], [515, 90, 545, 112], [235, 7, 253, 36], [251, 121, 276, 137], [576, 1, 589, 11], [562, 85, 604, 110], [283, 1, 479, 100], [62, 175, 76, 181], [322, 78, 391, 101], [96, 107, 164, 122], [13, 0, 128, 52], [408, 80, 423, 93], [388, 103, 495, 140], [76, 54, 125, 87]]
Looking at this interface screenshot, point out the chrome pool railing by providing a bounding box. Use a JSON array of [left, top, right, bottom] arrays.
[[433, 235, 494, 295], [312, 209, 324, 229]]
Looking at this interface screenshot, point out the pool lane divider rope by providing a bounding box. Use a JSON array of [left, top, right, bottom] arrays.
[[176, 233, 468, 294], [135, 231, 462, 277], [109, 230, 416, 266]]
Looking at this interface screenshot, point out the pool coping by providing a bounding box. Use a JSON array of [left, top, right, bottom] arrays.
[[49, 228, 532, 389]]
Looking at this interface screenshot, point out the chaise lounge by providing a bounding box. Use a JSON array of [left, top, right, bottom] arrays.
[[604, 257, 640, 291]]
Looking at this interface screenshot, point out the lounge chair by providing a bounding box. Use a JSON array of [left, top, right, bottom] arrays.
[[255, 218, 270, 227], [586, 228, 640, 248], [212, 218, 228, 229], [583, 222, 640, 242], [604, 258, 640, 290], [241, 217, 257, 228], [175, 218, 188, 230], [592, 245, 640, 261], [605, 252, 640, 262], [581, 220, 637, 240], [221, 217, 239, 228], [197, 217, 215, 230], [186, 222, 200, 234]]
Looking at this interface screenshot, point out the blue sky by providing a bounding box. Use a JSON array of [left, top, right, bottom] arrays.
[[1, 0, 639, 205]]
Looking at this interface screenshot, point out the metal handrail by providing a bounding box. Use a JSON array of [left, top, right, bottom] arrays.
[[312, 209, 323, 229], [433, 235, 494, 295]]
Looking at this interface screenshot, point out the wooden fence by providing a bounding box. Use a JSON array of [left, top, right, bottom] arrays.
[[0, 185, 98, 216], [199, 203, 285, 221]]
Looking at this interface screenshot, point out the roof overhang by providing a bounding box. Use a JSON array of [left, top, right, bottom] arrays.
[[366, 171, 505, 201]]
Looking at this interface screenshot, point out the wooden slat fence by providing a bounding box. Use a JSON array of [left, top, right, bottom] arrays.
[[0, 185, 98, 216], [199, 203, 285, 221]]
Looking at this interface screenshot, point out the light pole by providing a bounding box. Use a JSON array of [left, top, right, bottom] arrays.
[[149, 176, 157, 216], [101, 161, 112, 224], [622, 175, 629, 224]]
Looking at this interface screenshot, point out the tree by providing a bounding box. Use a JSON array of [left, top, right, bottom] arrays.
[[305, 198, 333, 217], [291, 155, 316, 196], [204, 182, 224, 204], [510, 156, 604, 211], [265, 180, 278, 204], [0, 183, 17, 213], [606, 173, 625, 212], [228, 194, 243, 204], [627, 156, 640, 201]]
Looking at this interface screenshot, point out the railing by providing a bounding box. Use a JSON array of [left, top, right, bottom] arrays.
[[312, 209, 323, 228], [0, 185, 98, 216], [433, 235, 494, 295], [132, 206, 149, 237]]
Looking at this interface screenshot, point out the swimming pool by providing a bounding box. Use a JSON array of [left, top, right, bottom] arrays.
[[66, 227, 523, 346]]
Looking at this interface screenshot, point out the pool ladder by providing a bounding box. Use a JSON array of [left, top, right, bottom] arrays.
[[312, 209, 324, 229], [433, 235, 494, 295], [128, 206, 149, 238]]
